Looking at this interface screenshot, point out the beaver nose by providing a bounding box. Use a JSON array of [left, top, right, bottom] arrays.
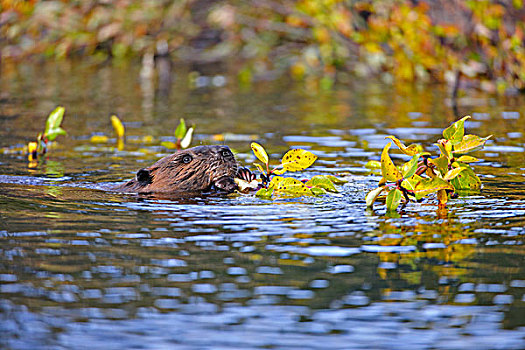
[[218, 148, 233, 159]]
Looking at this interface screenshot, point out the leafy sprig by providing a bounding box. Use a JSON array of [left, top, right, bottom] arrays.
[[366, 116, 491, 212], [27, 106, 67, 161], [161, 118, 194, 150], [248, 142, 345, 198]]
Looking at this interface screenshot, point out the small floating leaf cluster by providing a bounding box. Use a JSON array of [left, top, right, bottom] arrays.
[[160, 118, 194, 150], [4, 107, 195, 161], [27, 106, 67, 161], [108, 116, 194, 151], [247, 142, 346, 198], [366, 116, 491, 211]]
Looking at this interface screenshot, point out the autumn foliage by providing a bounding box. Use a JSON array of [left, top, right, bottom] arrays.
[[2, 0, 525, 90]]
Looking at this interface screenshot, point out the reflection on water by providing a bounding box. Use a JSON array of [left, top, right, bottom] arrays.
[[0, 61, 524, 349]]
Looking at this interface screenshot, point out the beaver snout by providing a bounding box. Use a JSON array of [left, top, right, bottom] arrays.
[[213, 176, 238, 193]]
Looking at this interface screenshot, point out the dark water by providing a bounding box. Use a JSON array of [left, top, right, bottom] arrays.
[[0, 61, 524, 349]]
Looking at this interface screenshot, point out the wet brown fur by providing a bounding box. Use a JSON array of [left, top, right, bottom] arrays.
[[114, 145, 238, 194]]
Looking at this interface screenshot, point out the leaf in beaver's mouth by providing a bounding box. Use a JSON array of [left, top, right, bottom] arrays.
[[235, 178, 259, 193]]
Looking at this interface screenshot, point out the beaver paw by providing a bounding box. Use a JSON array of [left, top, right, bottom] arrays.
[[236, 167, 257, 182]]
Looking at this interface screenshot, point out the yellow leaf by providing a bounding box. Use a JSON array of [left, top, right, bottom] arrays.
[[253, 163, 265, 174], [386, 136, 421, 156], [90, 135, 109, 143], [437, 139, 452, 159], [381, 143, 403, 182], [161, 141, 177, 149], [111, 115, 125, 138], [444, 167, 466, 181], [251, 142, 269, 165], [142, 135, 154, 143], [27, 142, 37, 154], [413, 177, 454, 196], [281, 149, 317, 172], [116, 138, 124, 151], [272, 168, 287, 175], [275, 177, 312, 195], [213, 134, 225, 141], [452, 135, 492, 155], [268, 176, 285, 187], [456, 155, 479, 163]]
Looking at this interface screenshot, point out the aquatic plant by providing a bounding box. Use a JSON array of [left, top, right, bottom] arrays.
[[160, 118, 194, 150], [366, 116, 491, 211], [27, 106, 67, 161], [243, 142, 345, 198]]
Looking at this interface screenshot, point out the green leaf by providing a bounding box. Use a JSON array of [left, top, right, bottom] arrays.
[[45, 106, 65, 135], [412, 177, 454, 196], [366, 186, 386, 207], [325, 174, 348, 184], [281, 149, 317, 172], [310, 187, 327, 196], [386, 136, 421, 156], [443, 166, 466, 181], [175, 119, 187, 140], [443, 115, 470, 145], [450, 166, 481, 190], [386, 189, 402, 211], [452, 134, 492, 155], [429, 155, 449, 177], [46, 127, 67, 141], [305, 175, 338, 192], [365, 160, 382, 169], [256, 187, 274, 198], [401, 155, 420, 179], [44, 106, 67, 141], [381, 143, 403, 182], [402, 174, 423, 196], [251, 142, 269, 165]]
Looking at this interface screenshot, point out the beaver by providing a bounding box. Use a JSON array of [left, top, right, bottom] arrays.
[[114, 145, 242, 195]]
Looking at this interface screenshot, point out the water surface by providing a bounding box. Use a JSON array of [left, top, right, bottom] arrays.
[[1, 61, 524, 349]]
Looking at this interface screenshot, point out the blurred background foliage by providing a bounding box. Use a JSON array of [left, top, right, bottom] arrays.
[[2, 0, 525, 91]]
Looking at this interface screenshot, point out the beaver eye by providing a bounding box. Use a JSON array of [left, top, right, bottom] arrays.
[[221, 150, 232, 158], [182, 155, 192, 164]]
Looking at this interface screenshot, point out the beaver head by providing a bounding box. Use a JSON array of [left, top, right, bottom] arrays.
[[115, 145, 239, 194]]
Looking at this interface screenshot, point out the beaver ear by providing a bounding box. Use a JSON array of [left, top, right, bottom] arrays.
[[136, 168, 152, 184]]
